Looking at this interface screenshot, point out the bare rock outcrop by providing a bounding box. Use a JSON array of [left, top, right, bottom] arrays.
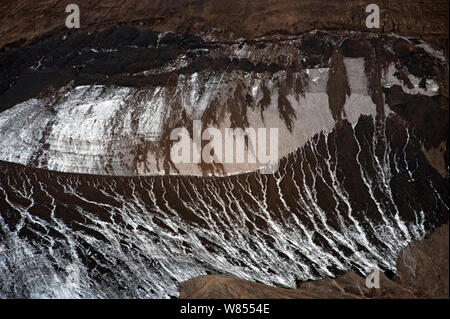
[[0, 0, 448, 54], [396, 224, 449, 298], [179, 225, 449, 299], [179, 272, 416, 299]]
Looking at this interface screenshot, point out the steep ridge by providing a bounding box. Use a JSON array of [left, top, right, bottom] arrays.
[[0, 113, 448, 298], [179, 225, 448, 299], [0, 1, 448, 299], [0, 30, 448, 176], [0, 0, 448, 53]]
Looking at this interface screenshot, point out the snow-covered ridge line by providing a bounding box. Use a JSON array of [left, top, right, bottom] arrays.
[[0, 31, 446, 176], [0, 59, 441, 176], [1, 112, 447, 298]]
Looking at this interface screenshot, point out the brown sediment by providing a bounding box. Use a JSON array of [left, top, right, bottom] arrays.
[[155, 73, 187, 175], [393, 62, 414, 90], [278, 67, 304, 132], [227, 83, 251, 129], [277, 75, 297, 132], [257, 81, 271, 121], [178, 271, 419, 299], [363, 37, 394, 121], [327, 47, 350, 125], [1, 1, 448, 56], [396, 224, 449, 298], [198, 144, 225, 176], [286, 62, 306, 98], [364, 56, 385, 120], [200, 98, 227, 176], [421, 141, 448, 178], [201, 97, 226, 128], [384, 85, 449, 150]]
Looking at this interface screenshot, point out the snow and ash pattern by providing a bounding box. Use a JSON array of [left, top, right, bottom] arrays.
[[0, 28, 448, 298]]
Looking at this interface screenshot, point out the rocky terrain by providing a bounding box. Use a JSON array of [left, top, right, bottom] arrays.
[[0, 1, 448, 299], [0, 0, 448, 53], [0, 28, 448, 176], [179, 224, 449, 299]]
